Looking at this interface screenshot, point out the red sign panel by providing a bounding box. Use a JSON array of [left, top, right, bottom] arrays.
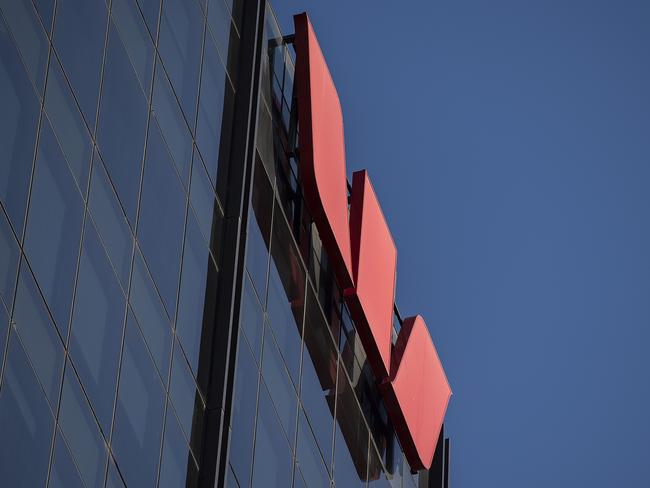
[[294, 12, 451, 471]]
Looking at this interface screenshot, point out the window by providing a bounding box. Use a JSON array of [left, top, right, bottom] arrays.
[[159, 406, 200, 488], [0, 209, 19, 311], [49, 432, 85, 488]]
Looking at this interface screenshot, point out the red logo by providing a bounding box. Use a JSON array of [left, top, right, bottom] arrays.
[[294, 13, 451, 470]]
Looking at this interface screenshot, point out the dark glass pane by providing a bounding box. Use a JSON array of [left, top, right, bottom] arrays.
[[33, 0, 54, 33], [0, 337, 53, 487], [0, 0, 48, 93], [88, 154, 133, 290], [69, 223, 125, 433], [189, 153, 218, 247], [111, 0, 154, 95], [44, 51, 91, 191], [58, 363, 108, 487], [50, 432, 85, 488], [0, 209, 18, 310], [0, 15, 39, 234], [151, 64, 193, 185], [176, 211, 217, 377], [12, 262, 64, 406], [300, 284, 338, 461], [105, 457, 126, 488], [112, 315, 165, 488], [135, 0, 160, 41], [240, 272, 263, 362], [261, 325, 297, 441], [206, 0, 232, 66], [196, 31, 232, 186], [25, 118, 83, 336], [251, 382, 293, 488], [229, 337, 259, 488], [53, 0, 107, 124], [169, 340, 205, 454], [296, 410, 330, 488], [159, 406, 199, 488], [245, 158, 273, 303], [130, 249, 172, 379], [333, 367, 369, 487], [97, 24, 148, 226], [158, 0, 203, 124], [138, 120, 185, 318]]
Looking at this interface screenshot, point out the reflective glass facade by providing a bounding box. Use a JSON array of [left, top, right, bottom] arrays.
[[0, 0, 449, 487]]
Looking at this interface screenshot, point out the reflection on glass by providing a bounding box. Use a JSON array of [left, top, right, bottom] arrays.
[[251, 382, 293, 488], [0, 13, 39, 235], [53, 0, 107, 123], [0, 337, 53, 487], [176, 211, 217, 377], [240, 272, 264, 362], [135, 0, 159, 38], [262, 325, 297, 441], [229, 336, 259, 487], [138, 120, 185, 318], [112, 314, 165, 487], [296, 409, 330, 488], [25, 118, 83, 336], [97, 24, 148, 226], [69, 222, 125, 433], [0, 210, 19, 313], [0, 0, 48, 94], [12, 262, 64, 406], [58, 363, 108, 487], [105, 457, 126, 488], [189, 152, 219, 248], [44, 54, 92, 191], [130, 248, 173, 379], [159, 406, 200, 488], [158, 0, 203, 123], [50, 432, 85, 488], [88, 153, 133, 289]]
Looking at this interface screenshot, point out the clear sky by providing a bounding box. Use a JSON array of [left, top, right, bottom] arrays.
[[273, 1, 650, 486]]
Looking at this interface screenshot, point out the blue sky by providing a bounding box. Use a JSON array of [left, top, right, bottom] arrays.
[[273, 1, 650, 486]]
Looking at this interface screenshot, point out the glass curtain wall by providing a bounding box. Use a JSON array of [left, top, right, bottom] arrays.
[[0, 0, 241, 486]]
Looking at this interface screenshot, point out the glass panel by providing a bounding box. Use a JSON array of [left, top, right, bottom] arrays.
[[0, 0, 48, 94], [176, 211, 217, 377], [169, 340, 205, 455], [33, 0, 54, 33], [96, 24, 148, 226], [262, 324, 297, 442], [151, 63, 193, 185], [58, 363, 108, 487], [50, 432, 85, 488], [226, 463, 240, 488], [189, 152, 219, 248], [266, 204, 306, 385], [229, 336, 259, 488], [251, 381, 293, 488], [138, 120, 185, 318], [333, 366, 369, 487], [300, 284, 338, 462], [0, 15, 40, 235], [53, 0, 107, 124], [25, 118, 83, 336], [196, 30, 233, 187], [130, 248, 173, 380], [12, 262, 64, 406], [240, 272, 263, 363], [159, 406, 199, 488], [105, 457, 126, 488], [111, 0, 154, 96], [135, 0, 159, 39], [44, 54, 92, 191], [69, 222, 125, 433], [158, 0, 203, 124], [206, 0, 232, 63], [367, 440, 390, 487], [112, 314, 166, 487], [245, 157, 273, 303], [0, 337, 53, 487], [0, 209, 18, 310], [88, 153, 133, 290], [296, 409, 330, 488]]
